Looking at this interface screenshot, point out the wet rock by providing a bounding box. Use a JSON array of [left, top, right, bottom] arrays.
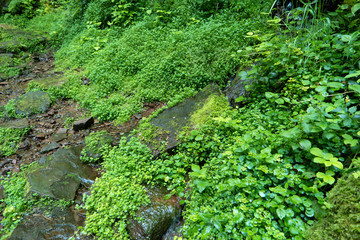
[[9, 207, 93, 240], [40, 142, 60, 154], [51, 132, 67, 142], [73, 117, 94, 131], [224, 70, 254, 108], [14, 91, 51, 116], [26, 147, 96, 201], [147, 83, 221, 155], [0, 118, 29, 129], [127, 186, 181, 240]]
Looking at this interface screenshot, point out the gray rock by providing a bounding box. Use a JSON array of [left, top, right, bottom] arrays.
[[127, 186, 181, 240], [26, 147, 96, 201], [14, 91, 51, 116], [225, 70, 254, 108], [147, 83, 221, 155], [0, 118, 29, 129], [40, 142, 60, 154], [73, 117, 94, 131], [9, 207, 93, 240]]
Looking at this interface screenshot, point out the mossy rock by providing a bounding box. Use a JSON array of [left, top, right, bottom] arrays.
[[127, 186, 181, 240], [0, 24, 47, 53], [306, 174, 360, 239], [14, 91, 51, 116], [26, 147, 96, 201], [143, 83, 229, 155]]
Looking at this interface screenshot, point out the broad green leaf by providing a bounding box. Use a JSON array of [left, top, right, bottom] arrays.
[[275, 98, 284, 105], [299, 139, 311, 150], [289, 195, 302, 205], [330, 161, 343, 169], [191, 164, 200, 172], [351, 3, 360, 15], [313, 157, 325, 164], [349, 106, 357, 114], [281, 127, 301, 138], [340, 34, 352, 42], [323, 175, 335, 184], [350, 84, 360, 93], [346, 71, 360, 79], [310, 148, 323, 157], [276, 207, 286, 220], [195, 135, 203, 141], [326, 82, 343, 89], [316, 172, 326, 179], [194, 180, 211, 193]]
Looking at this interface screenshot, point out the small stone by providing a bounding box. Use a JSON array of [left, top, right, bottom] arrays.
[[52, 132, 67, 142], [40, 142, 60, 154], [18, 139, 30, 150], [57, 128, 67, 134], [73, 117, 94, 131]]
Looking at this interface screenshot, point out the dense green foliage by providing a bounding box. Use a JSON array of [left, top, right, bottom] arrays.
[[2, 0, 360, 239], [82, 137, 152, 239], [0, 127, 29, 157]]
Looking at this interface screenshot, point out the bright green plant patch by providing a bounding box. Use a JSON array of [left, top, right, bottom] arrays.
[[0, 127, 30, 157]]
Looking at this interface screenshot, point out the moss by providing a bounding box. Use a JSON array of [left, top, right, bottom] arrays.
[[14, 91, 51, 116], [190, 93, 230, 127], [306, 174, 360, 240]]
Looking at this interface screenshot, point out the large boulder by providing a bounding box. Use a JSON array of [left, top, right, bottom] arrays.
[[14, 91, 51, 116], [9, 207, 93, 240], [142, 83, 228, 156], [26, 147, 96, 201], [127, 186, 181, 240]]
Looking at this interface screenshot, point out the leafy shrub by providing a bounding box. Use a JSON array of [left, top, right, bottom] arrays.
[[82, 137, 153, 239]]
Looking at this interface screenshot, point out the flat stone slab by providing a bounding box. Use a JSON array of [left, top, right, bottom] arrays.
[[26, 147, 96, 201], [40, 142, 60, 154], [14, 91, 51, 116], [10, 207, 93, 240], [73, 117, 94, 131], [0, 118, 29, 129], [146, 83, 221, 155]]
